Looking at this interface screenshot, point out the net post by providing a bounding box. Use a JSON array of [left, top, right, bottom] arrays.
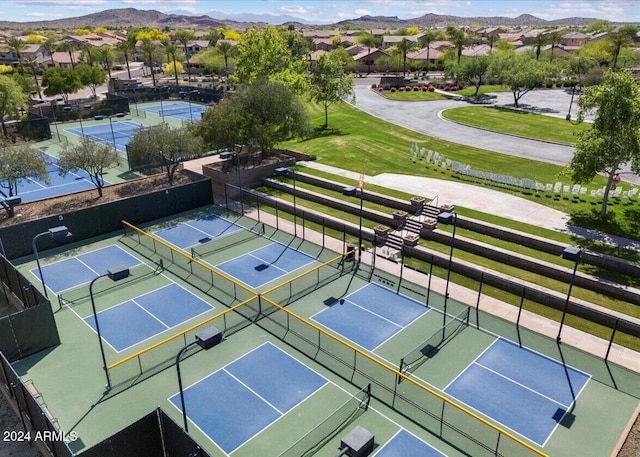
[[397, 358, 405, 384]]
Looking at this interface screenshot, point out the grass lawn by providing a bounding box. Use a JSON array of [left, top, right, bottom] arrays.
[[378, 90, 448, 101], [280, 101, 640, 241], [441, 106, 590, 145], [453, 85, 512, 97]]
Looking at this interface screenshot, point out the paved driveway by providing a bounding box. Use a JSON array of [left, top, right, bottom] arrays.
[[351, 79, 639, 184]]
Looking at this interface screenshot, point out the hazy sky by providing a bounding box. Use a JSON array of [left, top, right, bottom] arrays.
[[1, 0, 638, 24]]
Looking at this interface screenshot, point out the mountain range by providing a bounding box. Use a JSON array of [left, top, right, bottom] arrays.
[[0, 7, 614, 30]]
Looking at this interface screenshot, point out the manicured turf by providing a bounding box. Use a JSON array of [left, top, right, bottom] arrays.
[[279, 101, 639, 241], [441, 105, 589, 145]]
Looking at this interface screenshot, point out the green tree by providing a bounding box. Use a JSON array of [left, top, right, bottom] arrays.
[[310, 53, 355, 128], [0, 75, 28, 137], [94, 46, 115, 79], [569, 70, 640, 219], [74, 63, 106, 98], [127, 123, 204, 183], [216, 40, 236, 72], [485, 33, 499, 53], [197, 79, 310, 160], [57, 41, 77, 68], [356, 32, 377, 74], [545, 30, 564, 61], [235, 26, 308, 94], [0, 140, 48, 196], [22, 55, 43, 99], [586, 20, 614, 34], [57, 137, 117, 197], [395, 38, 417, 76], [418, 29, 438, 71], [5, 37, 26, 72], [162, 41, 181, 86], [446, 26, 469, 64], [42, 37, 57, 66], [115, 35, 136, 80], [174, 30, 195, 77], [458, 55, 491, 97], [608, 25, 638, 70], [489, 52, 554, 107], [42, 68, 82, 104], [139, 38, 158, 87], [531, 33, 547, 61]]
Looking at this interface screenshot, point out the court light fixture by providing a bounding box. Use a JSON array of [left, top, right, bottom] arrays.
[[89, 265, 130, 392], [557, 246, 582, 343], [176, 326, 223, 432], [32, 226, 72, 299]]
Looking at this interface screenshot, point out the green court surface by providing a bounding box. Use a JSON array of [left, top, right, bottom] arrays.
[[11, 204, 640, 457]]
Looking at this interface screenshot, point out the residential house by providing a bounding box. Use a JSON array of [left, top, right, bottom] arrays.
[[381, 35, 421, 51], [407, 46, 445, 70], [351, 47, 389, 72], [186, 40, 211, 57]]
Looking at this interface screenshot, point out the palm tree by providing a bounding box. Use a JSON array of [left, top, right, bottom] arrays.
[[395, 38, 416, 76], [545, 30, 564, 61], [57, 41, 77, 67], [115, 35, 136, 79], [418, 29, 438, 71], [446, 26, 468, 65], [95, 46, 114, 79], [42, 37, 57, 67], [5, 37, 26, 71], [216, 40, 235, 72], [81, 42, 95, 65], [203, 29, 219, 47], [163, 41, 180, 86], [22, 55, 43, 99], [531, 33, 547, 61], [608, 25, 638, 70], [357, 32, 377, 74], [140, 38, 157, 86], [174, 30, 195, 78], [486, 33, 499, 53]]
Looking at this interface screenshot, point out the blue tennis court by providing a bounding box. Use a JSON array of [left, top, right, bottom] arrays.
[[445, 338, 591, 446], [311, 283, 429, 351], [3, 152, 103, 203], [375, 429, 446, 456], [216, 242, 315, 288], [31, 245, 141, 294], [84, 282, 214, 352], [141, 102, 207, 121], [66, 121, 145, 152], [154, 214, 242, 249], [169, 342, 327, 454]]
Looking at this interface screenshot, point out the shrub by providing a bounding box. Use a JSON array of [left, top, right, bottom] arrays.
[[422, 87, 428, 91], [390, 87, 397, 92], [398, 87, 404, 92], [413, 86, 420, 91], [371, 83, 377, 89], [378, 87, 384, 91], [443, 85, 450, 91]]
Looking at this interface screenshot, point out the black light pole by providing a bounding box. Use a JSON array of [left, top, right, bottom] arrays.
[[89, 266, 130, 391], [342, 185, 363, 259], [176, 326, 222, 432], [566, 84, 577, 121], [437, 211, 457, 333], [557, 246, 582, 343], [288, 168, 297, 237], [108, 115, 118, 152], [49, 101, 60, 140], [32, 226, 71, 299]]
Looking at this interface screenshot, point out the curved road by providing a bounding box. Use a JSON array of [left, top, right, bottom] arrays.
[[351, 78, 639, 184]]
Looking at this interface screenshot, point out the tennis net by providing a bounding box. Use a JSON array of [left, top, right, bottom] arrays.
[[190, 222, 265, 260], [120, 220, 255, 307], [154, 107, 194, 117], [399, 305, 470, 380], [278, 384, 371, 457], [56, 263, 160, 310]]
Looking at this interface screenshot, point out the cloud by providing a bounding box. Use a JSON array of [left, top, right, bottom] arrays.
[[279, 5, 308, 14], [13, 0, 106, 5], [354, 8, 372, 16]]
